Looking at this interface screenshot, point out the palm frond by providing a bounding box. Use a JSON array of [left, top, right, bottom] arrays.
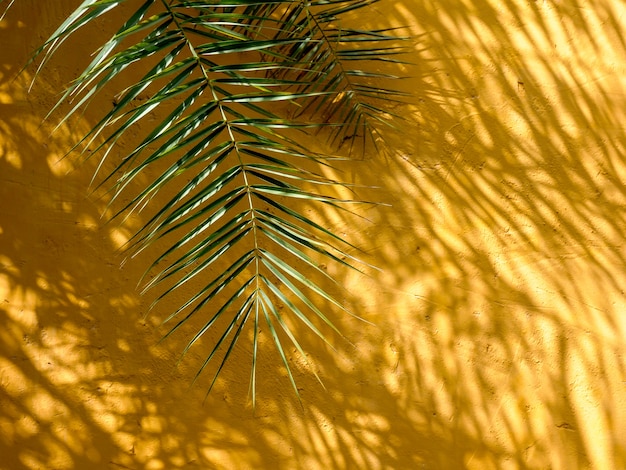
[[21, 0, 408, 403], [265, 0, 410, 147], [0, 0, 16, 21]]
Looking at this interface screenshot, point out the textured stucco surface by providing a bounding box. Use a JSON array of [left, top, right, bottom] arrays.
[[2, 1, 626, 469]]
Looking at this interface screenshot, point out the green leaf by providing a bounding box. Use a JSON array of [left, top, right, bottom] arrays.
[[23, 0, 409, 404]]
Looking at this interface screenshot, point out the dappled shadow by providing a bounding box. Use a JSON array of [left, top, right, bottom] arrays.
[[2, 0, 626, 469], [314, 0, 626, 468]]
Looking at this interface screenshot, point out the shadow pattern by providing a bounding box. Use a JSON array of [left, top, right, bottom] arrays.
[[1, 0, 626, 469]]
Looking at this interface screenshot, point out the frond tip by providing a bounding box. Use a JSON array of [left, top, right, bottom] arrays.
[[23, 0, 408, 403]]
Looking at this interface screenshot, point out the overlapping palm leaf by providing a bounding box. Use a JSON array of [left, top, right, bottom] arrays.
[[13, 0, 407, 401]]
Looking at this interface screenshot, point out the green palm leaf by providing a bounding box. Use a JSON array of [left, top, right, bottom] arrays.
[[14, 0, 408, 403]]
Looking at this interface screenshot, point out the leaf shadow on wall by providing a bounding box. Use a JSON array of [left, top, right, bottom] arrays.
[[0, 3, 427, 469], [301, 0, 626, 468], [2, 1, 626, 470]]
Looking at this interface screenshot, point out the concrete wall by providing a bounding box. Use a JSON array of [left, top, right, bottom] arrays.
[[1, 0, 626, 468]]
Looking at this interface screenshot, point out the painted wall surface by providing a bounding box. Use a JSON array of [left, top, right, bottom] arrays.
[[2, 1, 626, 469]]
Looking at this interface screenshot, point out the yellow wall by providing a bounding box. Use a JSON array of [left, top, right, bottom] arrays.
[[2, 1, 626, 468]]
